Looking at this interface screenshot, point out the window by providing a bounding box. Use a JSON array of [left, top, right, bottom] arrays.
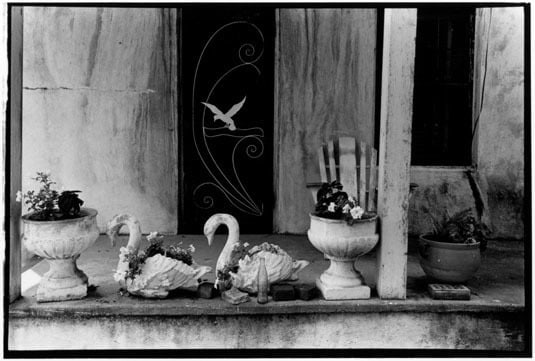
[[411, 7, 475, 166]]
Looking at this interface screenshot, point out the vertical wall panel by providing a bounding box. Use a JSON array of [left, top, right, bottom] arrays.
[[473, 8, 524, 239], [22, 8, 178, 233], [9, 6, 23, 302], [275, 9, 377, 233]]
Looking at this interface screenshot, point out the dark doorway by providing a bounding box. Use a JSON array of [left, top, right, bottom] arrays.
[[412, 7, 475, 166], [180, 7, 275, 233]]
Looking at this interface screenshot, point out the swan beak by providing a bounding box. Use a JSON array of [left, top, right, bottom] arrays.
[[203, 215, 218, 246], [206, 231, 215, 247], [106, 216, 119, 247]]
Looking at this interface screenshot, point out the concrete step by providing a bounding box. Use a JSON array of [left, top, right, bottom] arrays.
[[8, 235, 526, 351]]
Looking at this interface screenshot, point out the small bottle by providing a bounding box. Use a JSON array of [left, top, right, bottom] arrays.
[[257, 257, 269, 304]]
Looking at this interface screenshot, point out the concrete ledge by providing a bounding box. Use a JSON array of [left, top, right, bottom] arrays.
[[8, 310, 526, 350], [8, 235, 526, 350], [8, 293, 525, 318]]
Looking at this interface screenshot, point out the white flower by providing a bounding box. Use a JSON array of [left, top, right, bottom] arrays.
[[243, 242, 250, 247], [342, 203, 351, 213], [188, 244, 196, 253], [15, 191, 22, 202], [327, 202, 336, 212], [146, 232, 161, 242], [350, 206, 364, 220]]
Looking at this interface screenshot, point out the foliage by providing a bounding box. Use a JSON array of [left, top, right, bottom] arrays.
[[17, 172, 84, 221], [313, 180, 375, 225], [428, 208, 489, 251], [123, 233, 196, 282], [215, 242, 288, 287], [217, 242, 250, 282]]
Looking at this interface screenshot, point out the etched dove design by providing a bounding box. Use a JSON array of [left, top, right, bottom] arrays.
[[201, 97, 247, 131]]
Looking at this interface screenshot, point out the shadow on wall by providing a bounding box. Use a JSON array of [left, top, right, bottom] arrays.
[[408, 168, 524, 240]]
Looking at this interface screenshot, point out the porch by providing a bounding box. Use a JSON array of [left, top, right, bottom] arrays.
[[8, 234, 525, 351], [4, 4, 527, 355]]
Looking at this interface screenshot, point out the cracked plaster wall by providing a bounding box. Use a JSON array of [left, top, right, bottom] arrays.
[[473, 8, 524, 239], [409, 8, 524, 240], [21, 7, 524, 238], [22, 8, 178, 233]]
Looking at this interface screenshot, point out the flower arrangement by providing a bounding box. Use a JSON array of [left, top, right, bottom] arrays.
[[118, 232, 196, 282], [217, 241, 251, 285], [17, 171, 84, 221], [428, 208, 489, 250], [216, 243, 286, 284], [313, 180, 375, 225], [214, 241, 301, 292]]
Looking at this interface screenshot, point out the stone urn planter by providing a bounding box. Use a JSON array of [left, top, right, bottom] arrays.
[[22, 208, 99, 302], [307, 213, 379, 300], [418, 234, 481, 283]]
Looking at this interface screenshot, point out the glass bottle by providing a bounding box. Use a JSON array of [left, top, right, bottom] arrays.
[[257, 257, 269, 304]]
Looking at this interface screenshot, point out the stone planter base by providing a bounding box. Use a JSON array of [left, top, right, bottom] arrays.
[[316, 278, 371, 300], [316, 258, 372, 300], [308, 214, 379, 301], [37, 256, 89, 302], [22, 208, 99, 303]]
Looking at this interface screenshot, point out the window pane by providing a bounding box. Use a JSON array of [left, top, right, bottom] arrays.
[[411, 7, 475, 166]]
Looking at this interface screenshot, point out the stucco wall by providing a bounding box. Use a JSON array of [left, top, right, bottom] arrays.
[[408, 7, 524, 239], [274, 9, 377, 233], [473, 7, 524, 239], [22, 8, 178, 233], [20, 7, 524, 238]]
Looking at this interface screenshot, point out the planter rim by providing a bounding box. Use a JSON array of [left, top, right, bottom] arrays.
[[419, 234, 481, 250], [309, 213, 377, 224], [21, 207, 98, 224]]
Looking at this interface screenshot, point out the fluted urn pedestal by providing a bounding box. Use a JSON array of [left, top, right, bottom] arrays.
[[307, 214, 379, 300], [22, 208, 99, 302]]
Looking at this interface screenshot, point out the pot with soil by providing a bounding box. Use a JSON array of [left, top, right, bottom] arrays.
[[18, 172, 99, 302], [418, 208, 488, 284], [307, 181, 379, 300]]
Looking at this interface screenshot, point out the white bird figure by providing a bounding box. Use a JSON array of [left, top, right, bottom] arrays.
[[107, 214, 212, 298], [204, 213, 310, 293], [201, 97, 247, 131]]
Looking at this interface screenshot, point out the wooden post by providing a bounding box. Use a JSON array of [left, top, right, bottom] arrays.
[[8, 6, 23, 303], [376, 9, 417, 299]]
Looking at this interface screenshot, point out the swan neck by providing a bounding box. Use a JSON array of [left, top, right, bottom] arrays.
[[212, 215, 240, 272], [110, 215, 143, 253]]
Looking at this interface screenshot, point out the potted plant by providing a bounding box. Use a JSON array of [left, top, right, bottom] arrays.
[[17, 172, 99, 302], [418, 208, 489, 283], [307, 181, 379, 300]]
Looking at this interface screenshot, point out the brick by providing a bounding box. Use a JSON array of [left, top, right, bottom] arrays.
[[428, 283, 471, 300], [197, 282, 219, 299], [294, 284, 317, 301], [221, 287, 250, 305], [271, 284, 296, 301]]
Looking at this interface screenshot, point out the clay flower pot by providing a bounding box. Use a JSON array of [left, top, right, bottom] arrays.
[[22, 208, 99, 302], [418, 234, 481, 283], [307, 213, 379, 300]]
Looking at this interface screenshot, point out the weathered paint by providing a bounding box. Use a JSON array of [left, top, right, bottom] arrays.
[[376, 9, 417, 299], [22, 8, 178, 233], [472, 8, 524, 239], [8, 311, 525, 350], [274, 9, 377, 234], [408, 167, 478, 236]]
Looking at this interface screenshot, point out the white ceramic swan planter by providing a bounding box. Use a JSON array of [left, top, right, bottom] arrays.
[[204, 213, 310, 293], [107, 214, 212, 298]]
